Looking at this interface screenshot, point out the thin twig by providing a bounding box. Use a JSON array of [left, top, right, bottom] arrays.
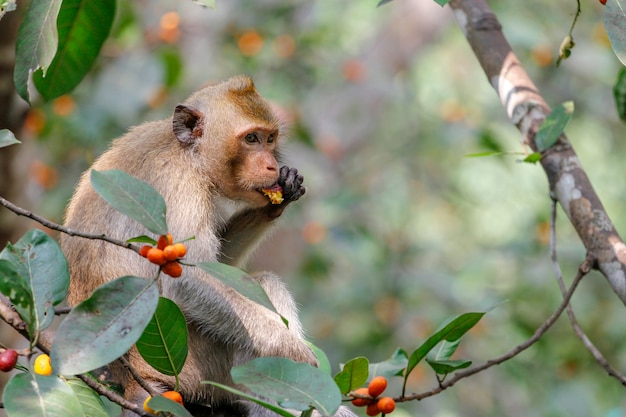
[[549, 200, 626, 385], [401, 266, 584, 402], [77, 373, 153, 416], [119, 355, 159, 397], [0, 195, 136, 252]]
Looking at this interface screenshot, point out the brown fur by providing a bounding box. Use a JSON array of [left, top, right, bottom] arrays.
[[61, 76, 356, 416]]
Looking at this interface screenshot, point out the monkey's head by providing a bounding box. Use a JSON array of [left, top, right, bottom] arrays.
[[172, 76, 284, 207]]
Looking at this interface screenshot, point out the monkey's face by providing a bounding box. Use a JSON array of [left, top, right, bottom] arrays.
[[219, 127, 282, 207]]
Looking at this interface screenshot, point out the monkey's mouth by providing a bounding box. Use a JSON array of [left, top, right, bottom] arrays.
[[259, 184, 284, 205]]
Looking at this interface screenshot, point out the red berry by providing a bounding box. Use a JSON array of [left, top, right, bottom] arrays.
[[368, 376, 388, 398], [0, 349, 18, 372], [600, 0, 607, 4]]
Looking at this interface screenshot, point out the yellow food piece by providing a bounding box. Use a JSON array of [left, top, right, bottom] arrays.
[[33, 354, 52, 376], [143, 396, 155, 414], [262, 188, 284, 205]]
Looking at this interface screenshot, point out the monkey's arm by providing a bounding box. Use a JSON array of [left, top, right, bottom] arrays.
[[218, 166, 305, 268]]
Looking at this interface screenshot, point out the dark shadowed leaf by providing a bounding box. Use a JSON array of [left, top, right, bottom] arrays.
[[13, 0, 62, 103], [90, 169, 168, 236], [137, 297, 188, 376], [33, 0, 116, 100], [0, 129, 20, 148], [231, 357, 341, 416], [197, 262, 278, 314], [3, 373, 82, 417], [0, 259, 33, 325], [51, 276, 159, 375], [334, 357, 369, 395]]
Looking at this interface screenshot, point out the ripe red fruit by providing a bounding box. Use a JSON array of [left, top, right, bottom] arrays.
[[157, 234, 173, 250], [351, 387, 373, 407], [163, 245, 178, 261], [147, 248, 167, 266], [0, 349, 18, 372], [162, 261, 183, 278], [377, 397, 396, 414], [139, 245, 152, 258], [366, 402, 381, 416], [368, 376, 388, 398], [599, 0, 607, 4], [162, 390, 184, 405]]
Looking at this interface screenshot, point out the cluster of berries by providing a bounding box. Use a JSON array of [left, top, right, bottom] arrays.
[[0, 349, 52, 376], [350, 376, 396, 416], [140, 234, 187, 278]]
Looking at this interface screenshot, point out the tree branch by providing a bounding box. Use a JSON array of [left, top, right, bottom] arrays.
[[549, 200, 626, 385], [401, 261, 585, 402], [448, 0, 626, 305], [0, 195, 138, 252]]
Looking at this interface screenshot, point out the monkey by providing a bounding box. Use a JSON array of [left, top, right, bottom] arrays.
[[60, 76, 357, 417]]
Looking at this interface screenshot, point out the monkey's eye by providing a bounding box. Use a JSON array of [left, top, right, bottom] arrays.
[[245, 133, 259, 143], [267, 133, 275, 144]]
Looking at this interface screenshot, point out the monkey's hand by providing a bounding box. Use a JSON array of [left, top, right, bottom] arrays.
[[265, 166, 305, 218]]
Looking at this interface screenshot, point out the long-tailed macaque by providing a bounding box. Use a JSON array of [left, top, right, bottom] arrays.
[[60, 76, 355, 417]]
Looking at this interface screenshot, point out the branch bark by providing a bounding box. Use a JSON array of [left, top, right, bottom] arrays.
[[448, 0, 626, 305]]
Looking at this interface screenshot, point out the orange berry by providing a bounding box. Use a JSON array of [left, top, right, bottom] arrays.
[[351, 387, 372, 407], [143, 396, 155, 413], [377, 397, 396, 414], [366, 402, 380, 416], [172, 242, 187, 258], [162, 261, 183, 278], [147, 248, 167, 266], [33, 354, 52, 376], [157, 234, 173, 250], [139, 245, 152, 258], [163, 245, 178, 261], [162, 390, 184, 405], [368, 376, 388, 398]]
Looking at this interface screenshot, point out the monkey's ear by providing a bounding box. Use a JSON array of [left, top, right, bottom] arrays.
[[173, 104, 204, 144]]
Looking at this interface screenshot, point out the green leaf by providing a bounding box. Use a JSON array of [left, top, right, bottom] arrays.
[[66, 378, 111, 417], [147, 395, 194, 417], [605, 0, 626, 66], [425, 359, 472, 375], [33, 0, 116, 100], [464, 151, 503, 158], [377, 0, 394, 6], [231, 357, 342, 416], [90, 169, 168, 236], [404, 312, 485, 383], [334, 357, 369, 395], [197, 262, 278, 315], [369, 348, 409, 379], [3, 373, 83, 417], [0, 229, 69, 333], [136, 297, 188, 377], [427, 339, 461, 362], [523, 153, 542, 164], [307, 340, 332, 375], [203, 382, 297, 417], [13, 0, 63, 103], [127, 235, 158, 245], [613, 67, 626, 122], [51, 276, 159, 376], [535, 101, 574, 152], [0, 129, 21, 148], [433, 0, 451, 5], [160, 48, 183, 88]]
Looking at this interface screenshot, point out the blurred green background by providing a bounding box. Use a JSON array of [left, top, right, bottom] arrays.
[[2, 0, 626, 416]]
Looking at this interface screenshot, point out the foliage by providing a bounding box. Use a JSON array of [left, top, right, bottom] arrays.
[[1, 0, 626, 416]]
